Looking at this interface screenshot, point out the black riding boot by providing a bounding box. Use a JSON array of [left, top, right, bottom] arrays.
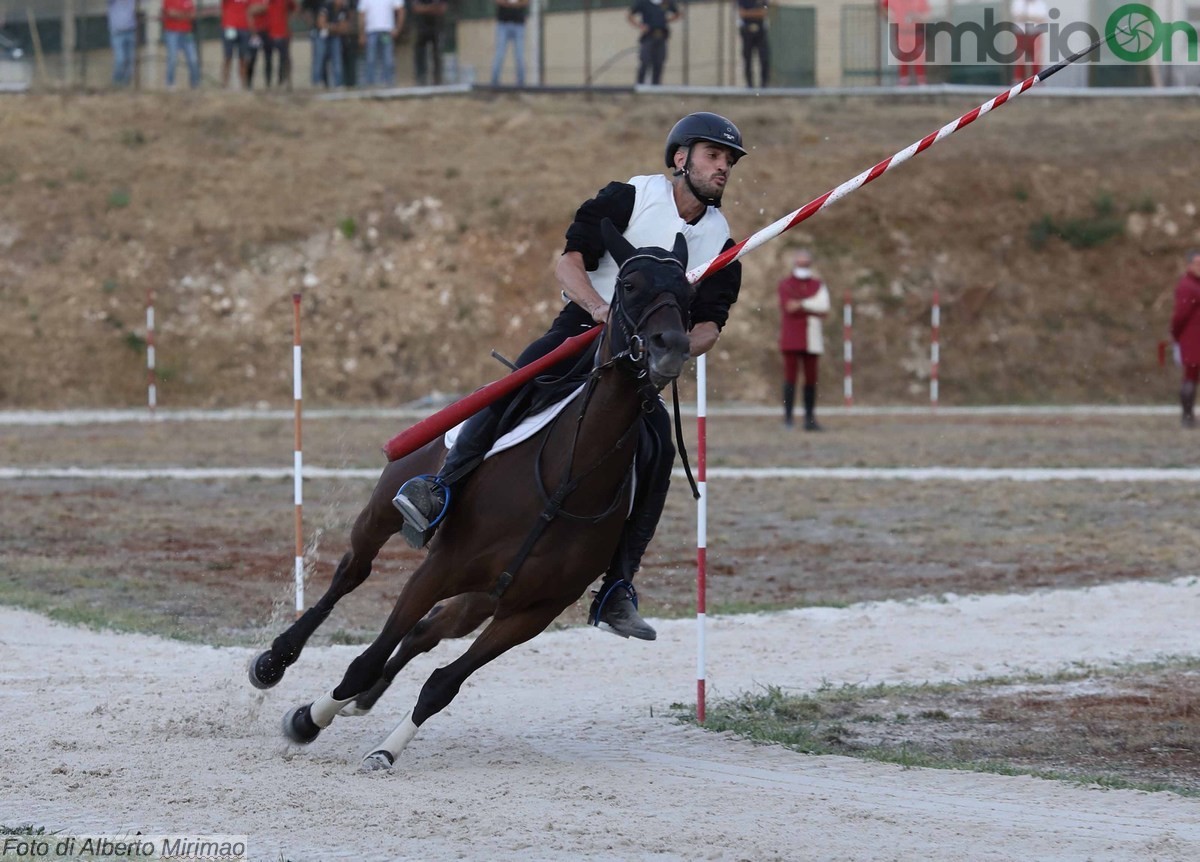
[[393, 406, 505, 548], [803, 384, 822, 432], [1183, 381, 1197, 429], [587, 405, 673, 641], [588, 486, 668, 641], [782, 382, 796, 427]]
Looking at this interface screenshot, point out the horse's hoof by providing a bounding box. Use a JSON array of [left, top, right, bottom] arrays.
[[281, 704, 322, 745], [248, 650, 285, 690], [360, 750, 395, 772], [338, 701, 372, 718]]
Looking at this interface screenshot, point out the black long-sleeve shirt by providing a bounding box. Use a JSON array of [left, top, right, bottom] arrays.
[[562, 180, 742, 330]]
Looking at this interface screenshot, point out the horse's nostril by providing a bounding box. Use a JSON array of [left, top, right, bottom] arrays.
[[650, 332, 689, 355]]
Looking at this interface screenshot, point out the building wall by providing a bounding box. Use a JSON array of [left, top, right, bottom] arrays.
[[17, 0, 1167, 91]]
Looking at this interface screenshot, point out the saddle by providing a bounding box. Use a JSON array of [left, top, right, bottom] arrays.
[[443, 337, 663, 514]]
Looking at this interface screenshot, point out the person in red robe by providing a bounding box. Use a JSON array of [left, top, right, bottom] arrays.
[[1170, 250, 1200, 428], [778, 250, 831, 430]]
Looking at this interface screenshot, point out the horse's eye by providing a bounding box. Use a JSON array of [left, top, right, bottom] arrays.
[[618, 277, 637, 293]]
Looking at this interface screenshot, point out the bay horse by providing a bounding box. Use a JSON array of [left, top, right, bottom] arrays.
[[250, 220, 694, 770]]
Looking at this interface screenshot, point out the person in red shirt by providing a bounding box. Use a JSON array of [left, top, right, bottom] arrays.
[[221, 0, 265, 88], [256, 0, 294, 87], [1170, 250, 1200, 428], [161, 0, 200, 88], [778, 249, 831, 430], [882, 0, 929, 85]]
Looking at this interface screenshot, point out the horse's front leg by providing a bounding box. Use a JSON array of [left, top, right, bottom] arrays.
[[280, 556, 458, 746], [341, 591, 496, 716], [248, 451, 428, 690], [360, 598, 570, 771]]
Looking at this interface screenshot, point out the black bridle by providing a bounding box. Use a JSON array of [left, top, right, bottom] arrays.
[[596, 252, 689, 403]]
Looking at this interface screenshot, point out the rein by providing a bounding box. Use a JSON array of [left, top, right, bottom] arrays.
[[491, 256, 699, 598]]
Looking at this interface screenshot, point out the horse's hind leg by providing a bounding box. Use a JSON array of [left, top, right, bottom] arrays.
[[361, 599, 569, 770], [280, 557, 462, 746], [342, 592, 495, 715], [249, 452, 433, 689]]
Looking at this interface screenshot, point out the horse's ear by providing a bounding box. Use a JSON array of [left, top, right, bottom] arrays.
[[672, 232, 688, 268], [602, 218, 636, 267]]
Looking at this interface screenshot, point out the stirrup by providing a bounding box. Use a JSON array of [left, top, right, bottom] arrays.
[[588, 579, 656, 641], [392, 474, 451, 549]]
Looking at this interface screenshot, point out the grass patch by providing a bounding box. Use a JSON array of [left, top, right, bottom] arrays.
[[0, 578, 226, 646], [106, 188, 131, 210], [1029, 194, 1125, 250], [679, 664, 1200, 797]]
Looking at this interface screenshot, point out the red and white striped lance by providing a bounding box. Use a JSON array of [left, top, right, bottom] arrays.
[[381, 39, 1105, 464], [684, 39, 1106, 287]]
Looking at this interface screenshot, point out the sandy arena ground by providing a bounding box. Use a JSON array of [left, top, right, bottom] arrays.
[[3, 578, 1200, 862]]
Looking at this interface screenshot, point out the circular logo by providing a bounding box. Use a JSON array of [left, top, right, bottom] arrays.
[[1106, 3, 1162, 62]]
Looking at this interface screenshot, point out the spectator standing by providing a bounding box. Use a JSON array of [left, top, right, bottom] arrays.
[[107, 0, 138, 87], [162, 0, 200, 88], [341, 0, 360, 87], [1170, 250, 1200, 429], [316, 0, 353, 86], [263, 0, 296, 88], [737, 0, 769, 89], [490, 0, 528, 87], [302, 0, 328, 85], [778, 249, 830, 430], [221, 0, 254, 88], [628, 0, 680, 86], [882, 0, 928, 85], [411, 0, 447, 85], [245, 1, 270, 87], [359, 0, 404, 86], [1010, 0, 1048, 83]]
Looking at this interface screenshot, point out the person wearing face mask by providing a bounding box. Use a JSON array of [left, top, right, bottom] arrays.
[[778, 250, 830, 430]]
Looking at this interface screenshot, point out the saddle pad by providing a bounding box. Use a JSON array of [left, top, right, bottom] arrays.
[[443, 382, 637, 516], [444, 383, 587, 459]]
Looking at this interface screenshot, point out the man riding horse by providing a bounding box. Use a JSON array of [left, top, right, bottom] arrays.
[[393, 112, 746, 641]]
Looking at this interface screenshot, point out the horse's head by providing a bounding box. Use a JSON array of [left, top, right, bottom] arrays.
[[601, 219, 692, 391]]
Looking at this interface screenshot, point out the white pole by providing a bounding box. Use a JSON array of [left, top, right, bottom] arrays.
[[696, 354, 707, 723], [842, 289, 853, 407], [530, 0, 541, 86], [931, 290, 940, 409], [293, 293, 304, 616], [146, 288, 157, 414]]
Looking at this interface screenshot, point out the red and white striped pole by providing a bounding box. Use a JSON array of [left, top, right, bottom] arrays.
[[146, 288, 157, 414], [292, 293, 304, 617], [695, 354, 708, 724], [842, 288, 853, 408], [930, 290, 940, 408], [684, 38, 1107, 287]]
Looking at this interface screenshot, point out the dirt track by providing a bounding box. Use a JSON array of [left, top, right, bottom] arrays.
[[3, 579, 1200, 862], [3, 406, 1200, 857]]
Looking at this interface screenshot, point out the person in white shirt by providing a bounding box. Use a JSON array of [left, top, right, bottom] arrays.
[[358, 0, 405, 86]]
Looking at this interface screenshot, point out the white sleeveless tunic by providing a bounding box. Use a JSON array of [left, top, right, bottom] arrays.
[[587, 174, 731, 303]]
